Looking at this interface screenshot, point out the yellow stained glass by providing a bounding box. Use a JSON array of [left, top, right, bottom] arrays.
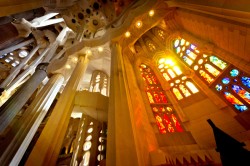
[[163, 73, 171, 81], [174, 39, 179, 47], [147, 92, 154, 103], [187, 51, 197, 60], [186, 81, 199, 93], [173, 88, 183, 100], [173, 66, 182, 75], [167, 69, 176, 78], [183, 56, 193, 66], [180, 39, 185, 45], [205, 64, 220, 77], [199, 70, 214, 83], [179, 84, 191, 97]]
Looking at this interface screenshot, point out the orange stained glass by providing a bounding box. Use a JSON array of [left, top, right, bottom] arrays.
[[147, 92, 154, 103], [167, 69, 176, 78], [155, 114, 167, 133], [205, 64, 220, 77], [163, 114, 175, 132], [171, 114, 183, 132], [159, 92, 168, 103], [179, 84, 191, 97], [163, 73, 171, 81], [186, 81, 199, 93], [173, 88, 183, 100], [199, 70, 214, 83], [153, 92, 161, 103], [224, 92, 248, 112], [152, 107, 159, 112]]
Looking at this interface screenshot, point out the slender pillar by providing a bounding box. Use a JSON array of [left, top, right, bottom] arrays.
[[0, 38, 34, 56], [26, 53, 89, 166], [0, 45, 40, 90], [0, 74, 64, 166], [106, 43, 140, 166], [0, 63, 48, 134]]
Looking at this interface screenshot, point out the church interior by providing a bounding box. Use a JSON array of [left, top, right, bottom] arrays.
[[0, 0, 250, 165]]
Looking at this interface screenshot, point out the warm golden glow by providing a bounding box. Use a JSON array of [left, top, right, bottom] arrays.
[[135, 20, 142, 28], [158, 58, 165, 64], [98, 47, 103, 52], [125, 31, 131, 38], [66, 64, 71, 69], [86, 50, 92, 55], [72, 57, 78, 62], [149, 10, 154, 17]]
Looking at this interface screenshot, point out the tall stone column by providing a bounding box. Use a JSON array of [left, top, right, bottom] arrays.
[[0, 63, 48, 134], [26, 53, 89, 166], [0, 74, 64, 166], [106, 43, 141, 166]]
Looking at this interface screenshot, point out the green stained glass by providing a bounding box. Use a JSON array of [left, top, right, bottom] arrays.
[[209, 56, 227, 70]]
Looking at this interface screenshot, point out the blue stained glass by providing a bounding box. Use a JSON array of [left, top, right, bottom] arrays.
[[234, 79, 238, 83], [230, 69, 239, 77], [242, 77, 250, 88], [215, 84, 222, 91], [222, 77, 230, 84], [234, 105, 248, 112], [232, 85, 250, 104], [186, 50, 191, 54]]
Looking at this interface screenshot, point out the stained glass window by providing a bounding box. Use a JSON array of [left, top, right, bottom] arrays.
[[173, 38, 250, 113], [173, 38, 227, 84], [157, 58, 199, 100], [215, 68, 250, 112], [139, 64, 183, 133]]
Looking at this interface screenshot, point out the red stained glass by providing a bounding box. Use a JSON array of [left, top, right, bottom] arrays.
[[163, 114, 175, 132], [155, 114, 167, 134], [159, 92, 168, 103], [171, 114, 183, 132], [145, 75, 153, 84], [152, 75, 158, 84], [153, 92, 161, 103]]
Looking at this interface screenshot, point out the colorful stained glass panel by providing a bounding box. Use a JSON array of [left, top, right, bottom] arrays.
[[199, 70, 214, 83], [224, 92, 248, 112], [209, 56, 227, 70], [222, 77, 230, 84], [230, 69, 239, 77], [179, 84, 191, 97], [242, 77, 250, 88], [232, 85, 250, 104]]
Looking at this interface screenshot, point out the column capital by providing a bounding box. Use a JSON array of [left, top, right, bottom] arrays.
[[36, 62, 49, 72]]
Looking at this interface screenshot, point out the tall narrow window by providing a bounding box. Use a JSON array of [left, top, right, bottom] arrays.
[[173, 38, 250, 112], [139, 64, 183, 133], [173, 38, 227, 84], [215, 68, 250, 112], [157, 58, 199, 100]]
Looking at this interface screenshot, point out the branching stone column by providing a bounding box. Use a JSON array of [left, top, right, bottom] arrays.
[[26, 53, 89, 166], [0, 74, 64, 166], [0, 63, 48, 134], [0, 45, 40, 92], [0, 38, 34, 56]]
